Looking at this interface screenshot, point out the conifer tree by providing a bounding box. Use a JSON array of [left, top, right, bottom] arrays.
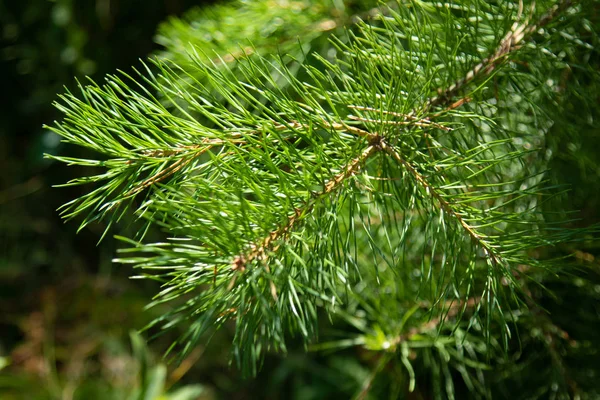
[[47, 0, 600, 397]]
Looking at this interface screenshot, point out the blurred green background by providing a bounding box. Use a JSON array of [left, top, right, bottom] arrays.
[[1, 1, 600, 399], [0, 1, 218, 398]]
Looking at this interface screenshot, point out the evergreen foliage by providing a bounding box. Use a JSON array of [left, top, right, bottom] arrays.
[[47, 0, 600, 397]]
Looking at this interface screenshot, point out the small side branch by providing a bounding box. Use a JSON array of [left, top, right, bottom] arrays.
[[232, 142, 380, 271], [425, 0, 573, 110], [347, 105, 452, 131], [124, 138, 234, 198], [275, 119, 376, 141], [125, 118, 375, 201], [379, 139, 504, 267]]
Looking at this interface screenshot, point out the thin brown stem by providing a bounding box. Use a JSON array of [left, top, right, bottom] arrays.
[[348, 114, 452, 131], [124, 138, 230, 198], [209, 2, 396, 66], [512, 265, 580, 396], [353, 353, 391, 400], [212, 46, 255, 65], [232, 142, 380, 272], [380, 139, 504, 268], [425, 0, 573, 111], [315, 1, 396, 33], [125, 117, 376, 201], [348, 105, 452, 131], [275, 119, 376, 140]]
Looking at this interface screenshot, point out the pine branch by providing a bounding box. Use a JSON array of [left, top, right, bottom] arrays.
[[347, 105, 452, 131], [314, 1, 397, 33], [160, 0, 393, 69], [228, 0, 575, 279], [339, 0, 576, 271], [48, 0, 595, 383], [250, 1, 577, 276]]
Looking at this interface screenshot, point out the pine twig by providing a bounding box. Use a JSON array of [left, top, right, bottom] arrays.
[[232, 142, 381, 272], [425, 0, 573, 110], [348, 105, 452, 131], [348, 112, 452, 131], [275, 118, 376, 140], [125, 118, 375, 200], [315, 1, 397, 33], [379, 139, 505, 268]]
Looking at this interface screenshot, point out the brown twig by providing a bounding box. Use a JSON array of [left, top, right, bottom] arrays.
[[348, 113, 452, 131], [348, 105, 452, 132], [511, 264, 580, 396], [380, 139, 505, 268], [275, 119, 376, 140], [124, 138, 232, 198], [165, 346, 205, 390], [430, 96, 473, 118], [124, 116, 378, 202], [425, 0, 573, 111], [212, 46, 255, 65], [315, 1, 396, 33], [208, 2, 396, 67], [231, 141, 381, 272]]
